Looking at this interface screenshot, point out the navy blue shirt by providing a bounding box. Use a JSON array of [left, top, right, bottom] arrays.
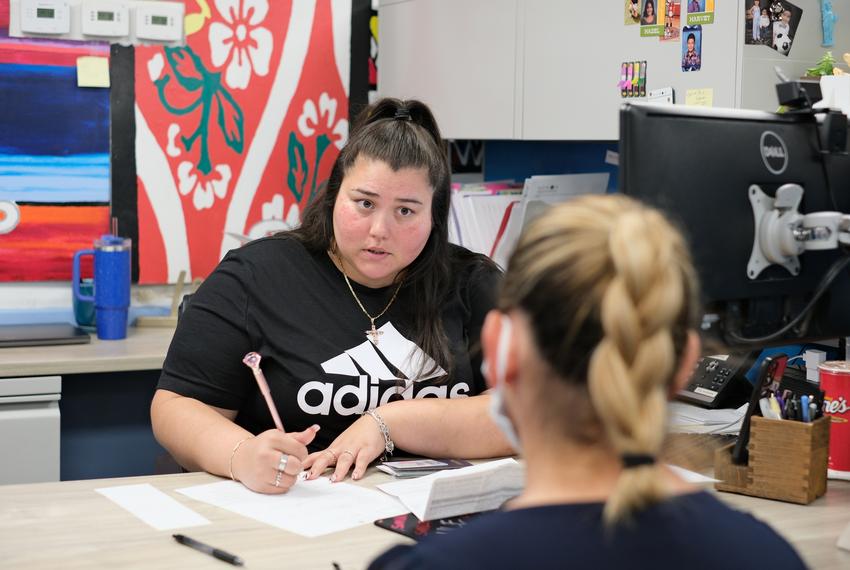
[[369, 491, 806, 570]]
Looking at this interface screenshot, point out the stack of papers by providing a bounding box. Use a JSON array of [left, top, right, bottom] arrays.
[[377, 458, 524, 521], [668, 402, 747, 435], [447, 173, 609, 269], [376, 458, 472, 478]]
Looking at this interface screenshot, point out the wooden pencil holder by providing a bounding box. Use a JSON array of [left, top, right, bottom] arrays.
[[714, 415, 830, 505]]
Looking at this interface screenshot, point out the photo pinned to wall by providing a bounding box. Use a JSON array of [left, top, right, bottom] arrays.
[[626, 0, 641, 25], [682, 25, 703, 72], [661, 0, 681, 42], [640, 0, 664, 36], [769, 1, 803, 56], [744, 0, 772, 45], [687, 0, 715, 25]]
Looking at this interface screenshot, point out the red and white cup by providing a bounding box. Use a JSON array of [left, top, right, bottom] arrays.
[[819, 361, 850, 478]]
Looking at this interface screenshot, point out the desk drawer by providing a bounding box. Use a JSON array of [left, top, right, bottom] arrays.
[[0, 376, 61, 484]]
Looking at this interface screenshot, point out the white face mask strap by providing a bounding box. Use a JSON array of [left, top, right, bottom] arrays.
[[495, 315, 512, 387]]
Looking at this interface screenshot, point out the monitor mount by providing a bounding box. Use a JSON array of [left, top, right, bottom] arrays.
[[748, 183, 850, 279]]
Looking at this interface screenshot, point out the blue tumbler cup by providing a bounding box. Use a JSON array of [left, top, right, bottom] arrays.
[[72, 235, 132, 340]]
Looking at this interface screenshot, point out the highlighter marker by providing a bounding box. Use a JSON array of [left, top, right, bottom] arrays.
[[620, 62, 629, 97], [632, 61, 640, 97], [769, 394, 782, 420], [801, 395, 810, 422], [775, 393, 785, 415]]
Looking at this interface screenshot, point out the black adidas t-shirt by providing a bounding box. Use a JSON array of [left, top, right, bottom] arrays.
[[157, 236, 500, 451]]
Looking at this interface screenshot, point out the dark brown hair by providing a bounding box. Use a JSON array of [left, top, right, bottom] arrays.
[[290, 98, 482, 374]]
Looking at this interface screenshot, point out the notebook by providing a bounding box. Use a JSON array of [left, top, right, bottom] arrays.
[[0, 323, 91, 348]]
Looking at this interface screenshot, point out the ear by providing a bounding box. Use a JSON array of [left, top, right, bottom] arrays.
[[670, 330, 701, 397], [481, 310, 520, 390]]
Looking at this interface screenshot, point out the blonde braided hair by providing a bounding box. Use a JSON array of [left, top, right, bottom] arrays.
[[498, 194, 699, 524]]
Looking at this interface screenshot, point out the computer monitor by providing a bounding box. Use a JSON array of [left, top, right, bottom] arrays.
[[619, 102, 850, 347]]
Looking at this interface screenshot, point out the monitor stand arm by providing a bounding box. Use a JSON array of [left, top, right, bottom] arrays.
[[747, 183, 850, 279]]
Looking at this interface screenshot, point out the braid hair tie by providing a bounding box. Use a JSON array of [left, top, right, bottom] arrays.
[[621, 453, 657, 469]]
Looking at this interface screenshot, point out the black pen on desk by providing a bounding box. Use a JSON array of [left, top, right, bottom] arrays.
[[173, 534, 244, 566]]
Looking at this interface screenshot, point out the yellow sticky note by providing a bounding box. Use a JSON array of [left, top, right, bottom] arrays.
[[77, 56, 110, 88], [686, 88, 714, 107]]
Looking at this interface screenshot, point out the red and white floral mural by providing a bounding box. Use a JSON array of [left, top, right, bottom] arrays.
[[134, 0, 350, 283]]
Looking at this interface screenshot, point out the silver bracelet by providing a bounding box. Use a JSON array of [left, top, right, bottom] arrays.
[[364, 409, 394, 460]]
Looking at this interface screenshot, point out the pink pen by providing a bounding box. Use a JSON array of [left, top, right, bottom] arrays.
[[242, 352, 285, 431]]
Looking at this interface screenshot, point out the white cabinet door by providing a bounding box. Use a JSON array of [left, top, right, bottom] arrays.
[[378, 0, 519, 139], [0, 376, 61, 484], [521, 0, 742, 140]]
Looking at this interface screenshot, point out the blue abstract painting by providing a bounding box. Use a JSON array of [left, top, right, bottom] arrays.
[[0, 62, 109, 203], [0, 33, 111, 281]]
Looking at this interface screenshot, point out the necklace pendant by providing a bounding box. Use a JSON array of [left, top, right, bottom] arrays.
[[366, 323, 383, 345]]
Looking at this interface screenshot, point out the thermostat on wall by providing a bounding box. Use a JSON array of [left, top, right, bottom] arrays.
[[20, 0, 71, 34], [81, 1, 130, 37], [134, 1, 184, 42]]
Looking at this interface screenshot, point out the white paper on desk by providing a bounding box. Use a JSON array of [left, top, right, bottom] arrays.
[[838, 520, 850, 552], [95, 483, 210, 530], [377, 458, 525, 521], [176, 478, 409, 538], [668, 402, 746, 435], [667, 464, 720, 484]]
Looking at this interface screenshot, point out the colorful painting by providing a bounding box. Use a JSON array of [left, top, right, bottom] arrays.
[[0, 30, 110, 282], [134, 0, 351, 283]]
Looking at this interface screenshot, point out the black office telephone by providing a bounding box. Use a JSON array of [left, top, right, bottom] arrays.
[[677, 353, 755, 409]]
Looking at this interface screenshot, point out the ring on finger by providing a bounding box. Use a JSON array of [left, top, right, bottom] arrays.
[[273, 469, 283, 487], [277, 453, 289, 472], [325, 449, 338, 462], [341, 449, 355, 458]]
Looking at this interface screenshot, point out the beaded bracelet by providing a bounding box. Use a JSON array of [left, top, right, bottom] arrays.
[[229, 436, 253, 481], [364, 409, 394, 461]]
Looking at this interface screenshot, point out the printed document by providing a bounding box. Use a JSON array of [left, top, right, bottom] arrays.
[[176, 477, 409, 537]]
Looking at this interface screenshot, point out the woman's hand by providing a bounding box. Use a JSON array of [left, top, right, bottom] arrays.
[[303, 414, 385, 482], [230, 424, 320, 494]]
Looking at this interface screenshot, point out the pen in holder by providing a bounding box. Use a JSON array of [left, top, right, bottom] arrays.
[[715, 415, 830, 504]]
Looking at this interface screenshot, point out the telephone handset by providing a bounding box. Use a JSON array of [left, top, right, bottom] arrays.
[[731, 353, 789, 465]]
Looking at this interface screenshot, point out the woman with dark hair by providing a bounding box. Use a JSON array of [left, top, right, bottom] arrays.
[[370, 195, 805, 569], [151, 98, 509, 494], [641, 0, 656, 24]]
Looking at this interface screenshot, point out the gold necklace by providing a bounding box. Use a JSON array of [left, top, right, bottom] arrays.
[[333, 252, 403, 346]]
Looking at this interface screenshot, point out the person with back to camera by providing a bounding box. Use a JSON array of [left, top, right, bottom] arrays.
[[370, 195, 806, 569], [150, 98, 511, 495], [641, 0, 656, 25]]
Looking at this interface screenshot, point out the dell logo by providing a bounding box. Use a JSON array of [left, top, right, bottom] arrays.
[[760, 131, 789, 175]]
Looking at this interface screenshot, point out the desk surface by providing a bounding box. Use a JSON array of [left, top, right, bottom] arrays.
[[1, 469, 849, 569], [0, 326, 174, 378], [0, 470, 411, 570]]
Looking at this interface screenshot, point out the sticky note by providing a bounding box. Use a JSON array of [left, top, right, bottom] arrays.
[[77, 56, 110, 88], [686, 88, 713, 107]]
